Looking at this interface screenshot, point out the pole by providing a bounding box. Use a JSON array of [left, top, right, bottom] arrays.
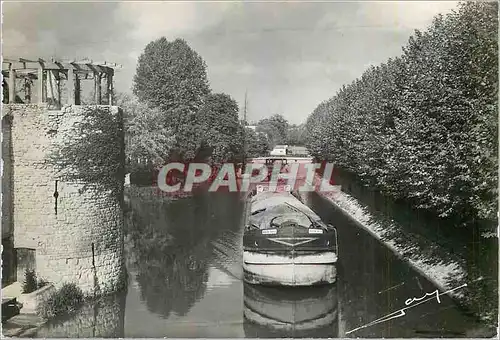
[[241, 91, 248, 174], [243, 91, 248, 125]]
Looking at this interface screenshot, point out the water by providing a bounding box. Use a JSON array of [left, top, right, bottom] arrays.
[[34, 188, 490, 338]]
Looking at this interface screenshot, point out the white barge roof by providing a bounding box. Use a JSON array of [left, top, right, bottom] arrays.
[[250, 191, 321, 221]]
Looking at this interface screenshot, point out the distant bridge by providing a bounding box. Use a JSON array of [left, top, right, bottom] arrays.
[[248, 156, 313, 163]]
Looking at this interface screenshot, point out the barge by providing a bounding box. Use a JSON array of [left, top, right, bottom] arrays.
[[242, 188, 338, 286]]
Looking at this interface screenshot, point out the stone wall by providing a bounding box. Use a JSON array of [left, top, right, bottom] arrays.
[[35, 293, 125, 338], [2, 103, 125, 295]]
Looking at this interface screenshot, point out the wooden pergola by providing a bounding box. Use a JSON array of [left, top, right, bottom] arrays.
[[2, 57, 121, 107]]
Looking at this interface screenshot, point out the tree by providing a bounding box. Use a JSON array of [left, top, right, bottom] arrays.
[[197, 93, 243, 164], [303, 1, 498, 224], [286, 124, 306, 145], [244, 128, 271, 158], [256, 114, 289, 146], [133, 38, 211, 162], [133, 37, 210, 115], [116, 92, 174, 167]]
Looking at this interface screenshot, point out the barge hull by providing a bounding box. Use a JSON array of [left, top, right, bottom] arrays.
[[243, 251, 337, 285]]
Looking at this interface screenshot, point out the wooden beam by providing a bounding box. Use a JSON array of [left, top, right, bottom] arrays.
[[8, 64, 16, 104], [19, 58, 37, 63], [53, 60, 64, 70], [50, 69, 61, 81], [15, 72, 38, 79], [67, 68, 75, 105], [2, 61, 111, 73]]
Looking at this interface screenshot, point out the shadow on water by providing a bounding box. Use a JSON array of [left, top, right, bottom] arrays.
[[125, 189, 244, 319], [243, 283, 339, 338], [305, 191, 493, 338]]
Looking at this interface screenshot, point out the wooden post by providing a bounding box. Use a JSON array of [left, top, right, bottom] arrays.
[[37, 67, 44, 104], [95, 72, 101, 104], [67, 68, 75, 105], [107, 71, 113, 105], [8, 64, 16, 104], [56, 72, 61, 106], [50, 70, 60, 107], [43, 73, 47, 103], [24, 78, 31, 103], [75, 76, 81, 105]]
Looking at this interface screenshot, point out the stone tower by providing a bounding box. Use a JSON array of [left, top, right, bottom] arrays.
[[2, 58, 125, 295]]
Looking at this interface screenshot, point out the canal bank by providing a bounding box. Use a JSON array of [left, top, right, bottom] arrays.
[[298, 174, 497, 332]]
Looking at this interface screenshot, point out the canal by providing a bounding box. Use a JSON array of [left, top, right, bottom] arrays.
[[34, 189, 486, 338]]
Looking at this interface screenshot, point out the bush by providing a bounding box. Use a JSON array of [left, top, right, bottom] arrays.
[[38, 283, 84, 319], [22, 269, 38, 294], [22, 269, 50, 293]]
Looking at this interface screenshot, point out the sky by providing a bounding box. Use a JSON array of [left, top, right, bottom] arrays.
[[2, 0, 459, 124]]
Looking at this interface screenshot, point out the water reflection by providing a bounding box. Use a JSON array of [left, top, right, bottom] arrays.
[[125, 190, 244, 319], [35, 293, 126, 338], [243, 283, 339, 338], [32, 187, 492, 338], [306, 191, 486, 338]]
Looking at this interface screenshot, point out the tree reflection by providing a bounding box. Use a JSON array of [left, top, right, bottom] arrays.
[[125, 189, 244, 318]]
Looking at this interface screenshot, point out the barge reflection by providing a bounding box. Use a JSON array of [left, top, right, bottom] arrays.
[[243, 283, 339, 338]]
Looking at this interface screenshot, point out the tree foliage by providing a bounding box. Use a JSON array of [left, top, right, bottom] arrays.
[[304, 2, 498, 225], [197, 93, 243, 164], [256, 114, 289, 146], [286, 124, 306, 146], [244, 128, 271, 158], [132, 38, 211, 162], [116, 92, 174, 166], [133, 37, 210, 115]]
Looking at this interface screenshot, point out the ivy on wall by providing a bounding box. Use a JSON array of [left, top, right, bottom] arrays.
[[48, 106, 125, 196]]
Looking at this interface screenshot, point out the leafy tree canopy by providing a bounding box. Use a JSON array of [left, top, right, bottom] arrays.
[[303, 2, 498, 225], [116, 92, 175, 167], [132, 38, 212, 162], [244, 128, 271, 158], [256, 114, 289, 147], [133, 37, 210, 116], [197, 93, 243, 165]]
